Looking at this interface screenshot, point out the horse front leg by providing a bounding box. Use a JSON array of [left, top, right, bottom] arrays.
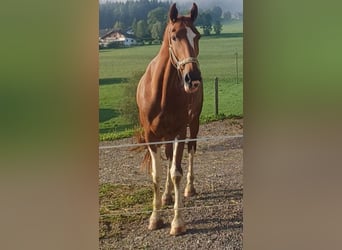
[[170, 138, 186, 235], [162, 143, 173, 206], [184, 144, 196, 197], [184, 119, 199, 197], [148, 145, 164, 230]]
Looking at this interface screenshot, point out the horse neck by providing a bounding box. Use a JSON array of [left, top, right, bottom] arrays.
[[158, 40, 177, 77]]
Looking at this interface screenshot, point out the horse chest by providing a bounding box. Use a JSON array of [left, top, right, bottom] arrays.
[[146, 103, 185, 137]]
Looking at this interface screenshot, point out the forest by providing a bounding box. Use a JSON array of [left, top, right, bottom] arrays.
[[99, 0, 242, 39]]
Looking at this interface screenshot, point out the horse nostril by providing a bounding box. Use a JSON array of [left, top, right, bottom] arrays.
[[184, 73, 191, 83], [192, 80, 200, 89]]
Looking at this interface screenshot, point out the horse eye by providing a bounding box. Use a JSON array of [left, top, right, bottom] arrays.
[[172, 35, 177, 41]]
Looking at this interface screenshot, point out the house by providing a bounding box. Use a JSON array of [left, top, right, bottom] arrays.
[[99, 29, 137, 48]]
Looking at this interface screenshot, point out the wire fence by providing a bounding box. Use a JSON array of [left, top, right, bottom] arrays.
[[99, 134, 243, 150]]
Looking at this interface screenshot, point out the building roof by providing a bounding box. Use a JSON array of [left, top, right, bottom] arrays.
[[99, 29, 137, 40]]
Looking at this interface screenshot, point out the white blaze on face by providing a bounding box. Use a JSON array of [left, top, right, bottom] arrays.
[[185, 26, 196, 50]]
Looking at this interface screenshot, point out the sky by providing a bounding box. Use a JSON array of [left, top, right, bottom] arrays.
[[99, 0, 243, 12]]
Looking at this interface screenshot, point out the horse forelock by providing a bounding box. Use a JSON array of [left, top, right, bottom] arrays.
[[168, 16, 197, 31], [166, 17, 200, 51]]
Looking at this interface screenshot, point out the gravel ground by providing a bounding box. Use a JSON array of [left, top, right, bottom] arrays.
[[99, 119, 243, 249]]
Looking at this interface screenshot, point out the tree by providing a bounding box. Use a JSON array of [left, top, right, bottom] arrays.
[[113, 21, 125, 31], [136, 20, 149, 39], [147, 7, 167, 38], [131, 18, 137, 35], [196, 12, 212, 36], [213, 20, 223, 35], [150, 21, 164, 40], [211, 6, 223, 22], [223, 11, 232, 22], [99, 2, 116, 29]]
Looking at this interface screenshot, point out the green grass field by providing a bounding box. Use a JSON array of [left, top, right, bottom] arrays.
[[99, 21, 243, 140], [221, 20, 243, 33]]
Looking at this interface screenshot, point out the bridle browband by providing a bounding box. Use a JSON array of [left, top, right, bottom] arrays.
[[168, 26, 199, 71]]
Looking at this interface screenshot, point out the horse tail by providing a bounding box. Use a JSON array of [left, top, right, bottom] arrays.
[[132, 129, 151, 173]]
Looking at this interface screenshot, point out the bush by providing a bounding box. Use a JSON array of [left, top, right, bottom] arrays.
[[107, 41, 124, 49], [120, 71, 144, 126], [151, 40, 161, 45]]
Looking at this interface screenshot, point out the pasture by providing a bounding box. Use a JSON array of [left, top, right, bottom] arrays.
[[99, 21, 243, 140]]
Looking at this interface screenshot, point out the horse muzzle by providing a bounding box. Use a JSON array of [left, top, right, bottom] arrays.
[[184, 72, 201, 93]]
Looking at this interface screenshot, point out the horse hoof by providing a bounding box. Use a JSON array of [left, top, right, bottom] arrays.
[[148, 218, 164, 230], [170, 225, 186, 236], [162, 194, 173, 206], [184, 187, 197, 197]]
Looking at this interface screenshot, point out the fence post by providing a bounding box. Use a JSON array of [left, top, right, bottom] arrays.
[[235, 49, 239, 84], [214, 77, 218, 116]]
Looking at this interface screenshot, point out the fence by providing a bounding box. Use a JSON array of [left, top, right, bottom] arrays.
[[99, 133, 243, 219], [213, 49, 241, 116], [99, 134, 243, 150]]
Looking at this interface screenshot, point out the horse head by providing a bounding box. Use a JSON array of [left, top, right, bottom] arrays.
[[167, 3, 202, 94]]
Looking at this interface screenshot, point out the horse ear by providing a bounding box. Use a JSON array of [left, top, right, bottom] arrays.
[[169, 3, 178, 23], [190, 3, 198, 22]]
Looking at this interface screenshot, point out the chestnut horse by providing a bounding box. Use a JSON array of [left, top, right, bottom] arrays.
[[136, 3, 203, 235]]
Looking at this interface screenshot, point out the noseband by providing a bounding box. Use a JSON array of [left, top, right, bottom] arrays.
[[169, 46, 199, 70]]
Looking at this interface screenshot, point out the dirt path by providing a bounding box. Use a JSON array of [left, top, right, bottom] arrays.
[[99, 119, 243, 249]]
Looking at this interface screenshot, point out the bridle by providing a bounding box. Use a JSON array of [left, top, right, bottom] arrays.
[[168, 27, 199, 71], [169, 46, 199, 70]]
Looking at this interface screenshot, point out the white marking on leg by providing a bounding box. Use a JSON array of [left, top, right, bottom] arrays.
[[171, 140, 182, 177], [162, 160, 173, 205], [170, 139, 186, 235], [148, 146, 162, 229], [185, 148, 196, 197], [186, 26, 196, 50]]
